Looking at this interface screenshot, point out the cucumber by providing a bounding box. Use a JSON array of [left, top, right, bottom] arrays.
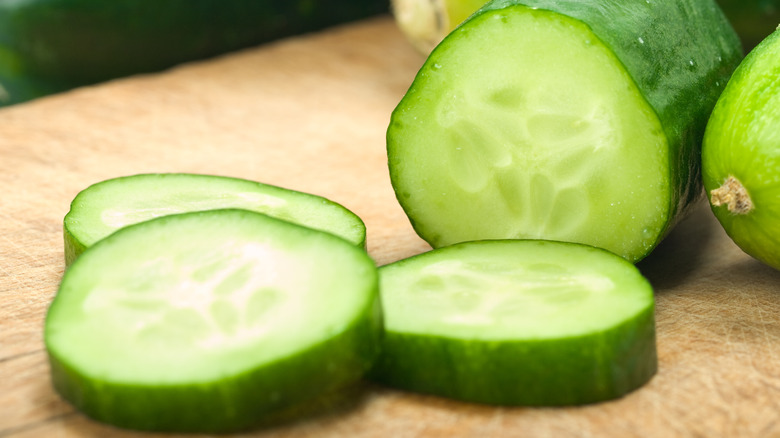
[[391, 0, 776, 55], [63, 173, 366, 266], [0, 0, 387, 106], [370, 239, 657, 405], [702, 29, 780, 271], [45, 209, 381, 432], [387, 0, 742, 262]]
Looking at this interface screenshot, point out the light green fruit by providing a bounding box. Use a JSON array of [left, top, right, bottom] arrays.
[[703, 28, 780, 271]]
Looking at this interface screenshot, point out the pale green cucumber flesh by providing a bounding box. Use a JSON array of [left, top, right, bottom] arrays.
[[46, 209, 381, 432], [370, 239, 657, 405], [703, 29, 780, 271], [388, 6, 669, 262], [64, 173, 366, 265]]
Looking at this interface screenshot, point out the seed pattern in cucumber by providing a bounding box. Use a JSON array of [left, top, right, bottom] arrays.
[[404, 259, 613, 330], [46, 209, 381, 432], [371, 239, 657, 406], [388, 0, 742, 262], [86, 243, 293, 351]]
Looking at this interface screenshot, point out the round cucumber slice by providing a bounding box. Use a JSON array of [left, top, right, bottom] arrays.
[[46, 209, 381, 432], [63, 173, 366, 265], [703, 29, 780, 271], [370, 239, 657, 405], [387, 0, 742, 263]]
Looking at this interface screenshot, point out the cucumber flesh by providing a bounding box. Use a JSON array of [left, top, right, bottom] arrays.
[[64, 173, 366, 265], [370, 239, 657, 405], [388, 6, 669, 262], [702, 29, 780, 271], [46, 209, 381, 432]]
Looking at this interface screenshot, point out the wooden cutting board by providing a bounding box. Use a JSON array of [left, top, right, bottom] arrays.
[[2, 15, 780, 438]]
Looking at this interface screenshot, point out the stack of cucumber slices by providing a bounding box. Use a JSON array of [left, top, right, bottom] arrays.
[[47, 172, 660, 432], [48, 174, 380, 432]]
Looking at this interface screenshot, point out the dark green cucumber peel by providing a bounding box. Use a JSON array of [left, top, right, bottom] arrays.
[[0, 0, 387, 106], [703, 28, 780, 271], [64, 173, 366, 266], [370, 240, 657, 406], [48, 209, 382, 432], [387, 0, 742, 263]]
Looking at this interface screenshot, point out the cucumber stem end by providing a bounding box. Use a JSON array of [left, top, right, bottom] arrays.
[[710, 176, 753, 214]]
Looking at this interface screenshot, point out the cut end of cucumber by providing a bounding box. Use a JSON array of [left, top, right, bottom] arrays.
[[372, 239, 657, 406], [710, 176, 754, 214], [388, 6, 670, 262], [47, 209, 381, 432]]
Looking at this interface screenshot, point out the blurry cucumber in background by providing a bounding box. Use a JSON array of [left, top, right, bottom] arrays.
[[0, 0, 388, 107], [392, 0, 779, 54]]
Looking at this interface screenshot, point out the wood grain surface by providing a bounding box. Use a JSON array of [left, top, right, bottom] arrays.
[[2, 16, 780, 438]]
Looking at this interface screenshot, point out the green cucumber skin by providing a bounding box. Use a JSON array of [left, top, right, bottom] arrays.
[[702, 29, 780, 271], [442, 0, 741, 250], [48, 209, 383, 433], [0, 0, 387, 106], [49, 307, 382, 432], [370, 305, 656, 405]]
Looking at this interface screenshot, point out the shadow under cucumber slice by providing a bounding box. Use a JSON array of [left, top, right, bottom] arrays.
[[387, 0, 742, 262], [46, 209, 381, 433], [370, 239, 657, 405], [64, 173, 366, 265]]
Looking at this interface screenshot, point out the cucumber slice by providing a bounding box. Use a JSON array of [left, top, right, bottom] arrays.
[[64, 173, 366, 266], [387, 0, 741, 263], [370, 239, 657, 405], [702, 29, 780, 271], [45, 209, 381, 432]]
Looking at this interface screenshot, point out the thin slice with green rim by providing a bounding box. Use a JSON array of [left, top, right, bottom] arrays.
[[370, 239, 657, 405], [46, 209, 381, 432], [63, 173, 366, 265]]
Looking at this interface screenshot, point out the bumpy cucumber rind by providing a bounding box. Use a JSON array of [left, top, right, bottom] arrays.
[[63, 173, 367, 266], [370, 240, 657, 406], [474, 0, 740, 219], [47, 209, 381, 432]]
